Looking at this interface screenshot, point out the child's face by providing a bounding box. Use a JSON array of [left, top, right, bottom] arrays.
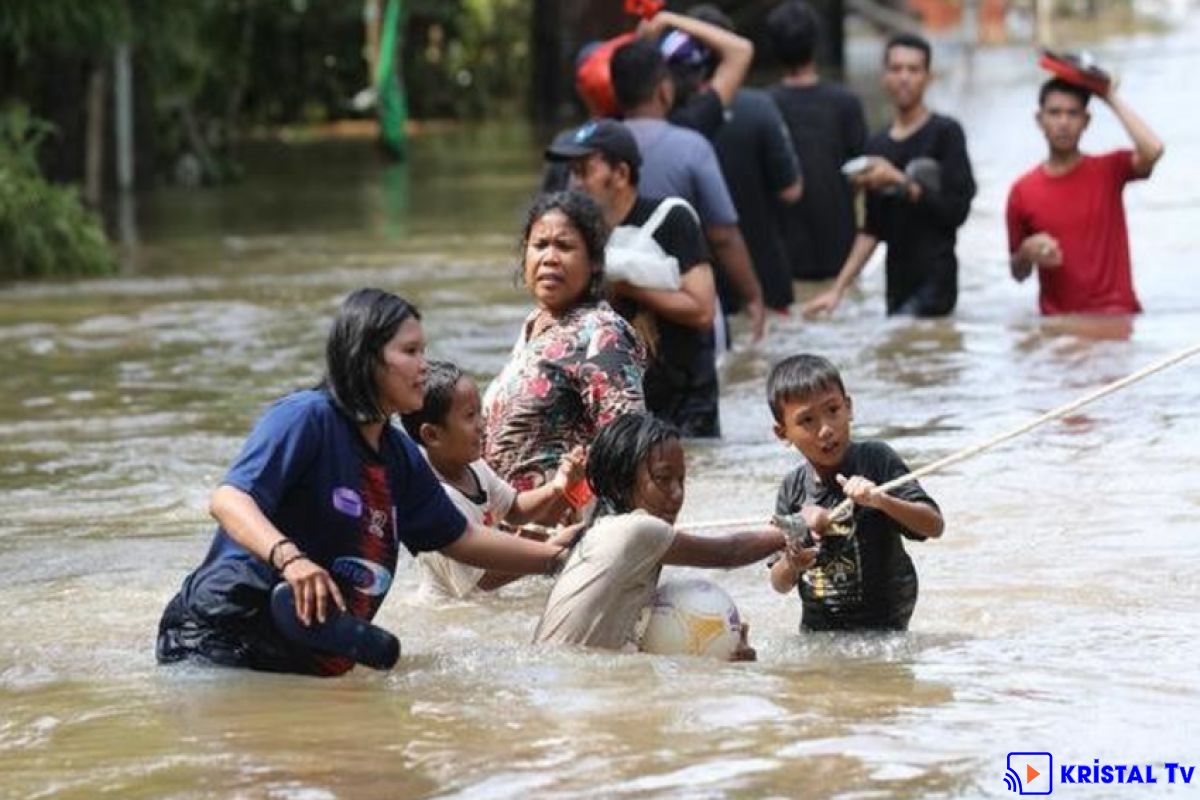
[[428, 377, 484, 466], [630, 439, 686, 525], [773, 386, 853, 471]]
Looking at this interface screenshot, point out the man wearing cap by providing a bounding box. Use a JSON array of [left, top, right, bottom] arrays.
[[547, 120, 722, 438]]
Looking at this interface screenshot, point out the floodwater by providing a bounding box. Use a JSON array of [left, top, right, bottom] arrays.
[[3, 12, 1200, 800]]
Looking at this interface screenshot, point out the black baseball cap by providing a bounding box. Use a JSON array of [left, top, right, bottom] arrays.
[[545, 119, 642, 168]]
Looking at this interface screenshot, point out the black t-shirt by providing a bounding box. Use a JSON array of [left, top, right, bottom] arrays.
[[670, 88, 725, 140], [712, 89, 801, 310], [611, 196, 718, 437], [768, 82, 867, 281], [863, 113, 976, 316], [775, 440, 938, 631]]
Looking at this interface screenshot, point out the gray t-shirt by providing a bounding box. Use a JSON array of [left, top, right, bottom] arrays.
[[625, 118, 738, 227], [533, 510, 677, 650]]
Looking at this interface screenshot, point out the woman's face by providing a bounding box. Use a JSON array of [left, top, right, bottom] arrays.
[[523, 209, 594, 315], [374, 316, 427, 417], [630, 439, 686, 525]]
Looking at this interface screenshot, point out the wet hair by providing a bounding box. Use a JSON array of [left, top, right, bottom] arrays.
[[1039, 77, 1091, 109], [884, 33, 932, 70], [399, 360, 464, 444], [767, 0, 820, 68], [587, 412, 681, 515], [518, 190, 609, 305], [766, 354, 847, 423], [323, 287, 421, 423], [611, 38, 669, 111]]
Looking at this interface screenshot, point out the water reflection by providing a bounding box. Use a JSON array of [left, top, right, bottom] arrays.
[[2, 11, 1200, 800]]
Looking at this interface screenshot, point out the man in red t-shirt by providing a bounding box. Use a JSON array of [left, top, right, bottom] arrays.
[[1006, 77, 1165, 315]]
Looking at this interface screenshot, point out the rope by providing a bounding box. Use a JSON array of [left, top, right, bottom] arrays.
[[681, 340, 1200, 532]]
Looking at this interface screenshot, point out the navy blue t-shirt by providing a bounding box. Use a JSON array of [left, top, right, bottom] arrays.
[[178, 390, 466, 625]]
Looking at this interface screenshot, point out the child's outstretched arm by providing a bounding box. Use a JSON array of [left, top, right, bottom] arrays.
[[768, 505, 826, 593], [770, 541, 818, 593], [663, 526, 785, 568], [504, 446, 586, 526], [476, 522, 586, 592], [836, 474, 944, 539]]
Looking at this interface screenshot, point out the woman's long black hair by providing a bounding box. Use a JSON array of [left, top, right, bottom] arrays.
[[587, 412, 680, 515], [323, 287, 421, 423]]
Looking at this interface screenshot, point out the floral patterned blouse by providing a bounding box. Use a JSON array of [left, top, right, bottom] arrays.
[[483, 301, 646, 491]]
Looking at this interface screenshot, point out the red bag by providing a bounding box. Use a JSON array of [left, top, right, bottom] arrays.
[[575, 32, 637, 117], [574, 0, 663, 116], [624, 0, 664, 19]]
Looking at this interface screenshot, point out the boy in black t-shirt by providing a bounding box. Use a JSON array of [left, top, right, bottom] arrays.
[[766, 354, 944, 631], [802, 33, 976, 318]]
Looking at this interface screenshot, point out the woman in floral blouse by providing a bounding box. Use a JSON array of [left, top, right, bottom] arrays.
[[484, 191, 647, 492]]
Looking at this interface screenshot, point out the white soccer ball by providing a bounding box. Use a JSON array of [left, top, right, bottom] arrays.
[[640, 578, 742, 660]]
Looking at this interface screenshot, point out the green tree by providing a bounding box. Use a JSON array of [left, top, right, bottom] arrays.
[[0, 107, 116, 279]]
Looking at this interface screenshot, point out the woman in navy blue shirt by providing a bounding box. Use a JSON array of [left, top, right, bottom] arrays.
[[157, 288, 571, 676]]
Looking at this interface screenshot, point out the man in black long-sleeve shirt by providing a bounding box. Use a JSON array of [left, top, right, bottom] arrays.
[[803, 34, 976, 318]]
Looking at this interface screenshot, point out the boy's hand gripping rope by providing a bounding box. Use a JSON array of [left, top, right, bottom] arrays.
[[682, 341, 1200, 535]]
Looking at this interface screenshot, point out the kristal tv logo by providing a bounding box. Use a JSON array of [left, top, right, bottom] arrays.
[[1006, 752, 1053, 795]]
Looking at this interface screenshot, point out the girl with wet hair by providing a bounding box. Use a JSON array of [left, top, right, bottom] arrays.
[[585, 411, 681, 516], [533, 412, 786, 656], [157, 288, 575, 677], [484, 191, 646, 502]]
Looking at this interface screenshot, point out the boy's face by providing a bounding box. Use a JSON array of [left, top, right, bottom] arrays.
[[426, 377, 484, 465], [630, 438, 686, 525], [1037, 91, 1090, 156], [773, 386, 853, 471], [882, 45, 929, 112]]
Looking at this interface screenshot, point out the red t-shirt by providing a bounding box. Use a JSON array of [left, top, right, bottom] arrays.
[[1006, 150, 1143, 315]]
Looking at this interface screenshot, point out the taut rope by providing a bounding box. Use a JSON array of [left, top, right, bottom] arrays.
[[682, 341, 1200, 532]]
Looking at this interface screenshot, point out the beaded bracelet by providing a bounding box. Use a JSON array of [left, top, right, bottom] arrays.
[[268, 538, 296, 571]]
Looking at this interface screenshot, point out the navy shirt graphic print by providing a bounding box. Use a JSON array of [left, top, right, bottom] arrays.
[[313, 459, 398, 675]]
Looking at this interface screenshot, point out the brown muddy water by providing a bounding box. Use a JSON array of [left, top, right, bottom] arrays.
[[2, 14, 1200, 800]]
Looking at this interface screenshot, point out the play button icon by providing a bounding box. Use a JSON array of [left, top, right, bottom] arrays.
[[1006, 752, 1053, 795]]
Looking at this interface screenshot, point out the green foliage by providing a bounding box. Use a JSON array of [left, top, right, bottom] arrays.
[[0, 108, 117, 280], [405, 0, 531, 118], [0, 0, 131, 60], [1, 0, 535, 189]]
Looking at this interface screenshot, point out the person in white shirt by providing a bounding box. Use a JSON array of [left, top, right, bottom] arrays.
[[400, 361, 585, 600]]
